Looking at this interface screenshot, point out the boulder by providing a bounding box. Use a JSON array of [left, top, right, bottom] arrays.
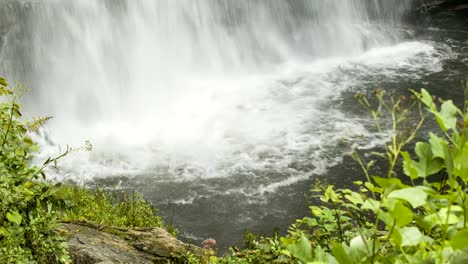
[[61, 222, 204, 264]]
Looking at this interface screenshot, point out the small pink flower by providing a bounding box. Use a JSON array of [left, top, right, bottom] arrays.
[[202, 238, 216, 249]]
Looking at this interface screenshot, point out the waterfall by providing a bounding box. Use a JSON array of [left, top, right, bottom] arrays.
[[0, 0, 421, 182]]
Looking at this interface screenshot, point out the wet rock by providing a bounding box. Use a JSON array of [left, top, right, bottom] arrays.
[[420, 0, 468, 11], [61, 222, 204, 264]]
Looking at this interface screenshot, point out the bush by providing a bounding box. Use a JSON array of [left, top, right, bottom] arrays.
[[281, 87, 468, 263], [0, 78, 71, 263]]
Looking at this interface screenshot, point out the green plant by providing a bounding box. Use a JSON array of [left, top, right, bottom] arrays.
[[282, 86, 468, 263], [0, 78, 71, 263], [57, 186, 171, 232]]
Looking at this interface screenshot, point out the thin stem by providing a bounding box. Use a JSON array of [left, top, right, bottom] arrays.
[[353, 151, 376, 199], [2, 97, 16, 148]]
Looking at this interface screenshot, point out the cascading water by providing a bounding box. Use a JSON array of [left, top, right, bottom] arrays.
[[1, 0, 459, 248]]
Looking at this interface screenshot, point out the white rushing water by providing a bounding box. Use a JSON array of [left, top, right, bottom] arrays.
[[0, 0, 452, 196]]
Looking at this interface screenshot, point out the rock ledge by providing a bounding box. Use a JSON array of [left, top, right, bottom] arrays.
[[61, 222, 203, 264]]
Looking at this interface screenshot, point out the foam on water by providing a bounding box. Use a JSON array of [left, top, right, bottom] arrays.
[[31, 41, 452, 201]]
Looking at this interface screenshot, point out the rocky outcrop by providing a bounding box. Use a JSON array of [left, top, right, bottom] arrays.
[[420, 0, 468, 12], [60, 222, 204, 264]]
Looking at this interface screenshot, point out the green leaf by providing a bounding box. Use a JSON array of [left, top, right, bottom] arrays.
[[432, 100, 461, 132], [429, 133, 446, 159], [332, 242, 352, 264], [373, 176, 409, 189], [15, 148, 25, 157], [453, 142, 468, 180], [0, 227, 8, 236], [400, 227, 422, 247], [361, 199, 381, 212], [391, 227, 402, 247], [0, 86, 13, 96], [6, 211, 23, 225], [209, 256, 219, 263], [424, 208, 459, 225], [345, 192, 364, 205], [420, 89, 436, 110], [402, 143, 443, 179], [287, 234, 314, 264], [402, 152, 419, 180], [12, 103, 22, 118], [323, 186, 340, 203], [0, 77, 8, 87], [388, 187, 427, 208], [451, 229, 468, 250], [389, 199, 413, 227]]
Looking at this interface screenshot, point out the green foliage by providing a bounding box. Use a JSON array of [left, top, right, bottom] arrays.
[[56, 186, 172, 233], [282, 87, 468, 263], [0, 78, 71, 263]]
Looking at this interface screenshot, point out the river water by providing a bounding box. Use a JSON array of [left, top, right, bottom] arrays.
[[0, 1, 467, 250]]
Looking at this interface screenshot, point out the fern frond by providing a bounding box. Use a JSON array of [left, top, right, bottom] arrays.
[[27, 116, 52, 132]]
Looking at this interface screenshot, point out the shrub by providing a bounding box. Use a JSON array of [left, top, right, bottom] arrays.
[[0, 78, 71, 263], [283, 86, 468, 263]]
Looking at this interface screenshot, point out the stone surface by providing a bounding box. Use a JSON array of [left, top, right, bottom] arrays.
[[420, 0, 468, 11], [61, 222, 204, 264]]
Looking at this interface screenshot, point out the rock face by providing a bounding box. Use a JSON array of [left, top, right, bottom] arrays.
[[61, 222, 204, 264], [420, 0, 468, 11]]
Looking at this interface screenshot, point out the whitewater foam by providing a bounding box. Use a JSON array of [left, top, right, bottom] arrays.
[[29, 41, 451, 201]]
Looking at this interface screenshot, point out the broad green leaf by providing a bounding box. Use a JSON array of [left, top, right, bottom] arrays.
[[361, 199, 380, 212], [453, 142, 468, 180], [429, 133, 446, 159], [388, 187, 427, 208], [345, 192, 364, 205], [389, 200, 413, 227], [451, 229, 468, 250], [379, 211, 396, 227], [323, 186, 340, 203], [332, 242, 352, 264], [6, 211, 22, 225], [424, 209, 459, 225], [432, 100, 461, 132], [400, 227, 422, 247], [402, 152, 419, 180], [413, 214, 434, 234], [402, 143, 443, 179], [420, 89, 436, 110], [373, 176, 409, 189], [364, 182, 383, 193], [287, 234, 314, 264], [392, 228, 402, 247]]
